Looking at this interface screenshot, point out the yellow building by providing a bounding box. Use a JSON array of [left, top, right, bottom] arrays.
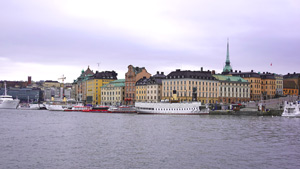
[[260, 72, 276, 99], [136, 77, 148, 102], [229, 70, 262, 101], [162, 69, 219, 104], [86, 71, 118, 105]]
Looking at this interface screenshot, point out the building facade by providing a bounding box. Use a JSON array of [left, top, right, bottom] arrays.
[[213, 74, 250, 103], [230, 71, 262, 101], [260, 72, 276, 100], [124, 65, 151, 105], [274, 74, 283, 97], [283, 80, 299, 96], [162, 69, 219, 104], [86, 71, 118, 105], [283, 72, 300, 95], [135, 71, 165, 103], [101, 79, 125, 106], [73, 66, 94, 102]]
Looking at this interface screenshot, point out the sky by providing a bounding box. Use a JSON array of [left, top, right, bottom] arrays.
[[0, 0, 300, 83]]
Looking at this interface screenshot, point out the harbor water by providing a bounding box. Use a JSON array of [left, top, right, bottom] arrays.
[[1, 109, 300, 169]]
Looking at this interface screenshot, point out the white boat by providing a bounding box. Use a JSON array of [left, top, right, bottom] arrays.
[[282, 101, 300, 117], [135, 90, 209, 115], [135, 102, 209, 115], [29, 103, 46, 110], [0, 82, 20, 109], [45, 99, 84, 111]]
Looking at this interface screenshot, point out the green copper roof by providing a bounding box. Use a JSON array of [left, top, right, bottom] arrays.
[[102, 79, 125, 88], [213, 75, 248, 82]]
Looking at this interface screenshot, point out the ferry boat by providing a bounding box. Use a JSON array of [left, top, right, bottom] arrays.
[[46, 98, 83, 111], [135, 90, 209, 115], [64, 106, 92, 112], [282, 101, 300, 117], [0, 82, 20, 109], [107, 105, 136, 113], [83, 105, 110, 112]]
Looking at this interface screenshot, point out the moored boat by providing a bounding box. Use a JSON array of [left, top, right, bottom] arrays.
[[282, 101, 300, 117], [0, 82, 20, 109], [135, 102, 208, 115], [135, 90, 209, 115], [107, 105, 136, 113]]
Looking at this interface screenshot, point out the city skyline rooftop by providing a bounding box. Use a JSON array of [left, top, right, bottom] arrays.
[[1, 0, 299, 83]]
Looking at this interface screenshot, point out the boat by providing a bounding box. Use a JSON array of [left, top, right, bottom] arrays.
[[107, 105, 136, 113], [83, 105, 110, 112], [0, 82, 20, 109], [64, 106, 92, 111], [135, 90, 209, 115], [29, 103, 47, 110], [282, 101, 300, 117], [45, 98, 84, 111]]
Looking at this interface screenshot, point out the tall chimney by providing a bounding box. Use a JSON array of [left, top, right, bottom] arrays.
[[157, 71, 159, 74], [201, 67, 203, 71], [28, 76, 32, 85]]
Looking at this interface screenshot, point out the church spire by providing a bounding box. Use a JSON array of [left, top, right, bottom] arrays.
[[222, 38, 233, 73]]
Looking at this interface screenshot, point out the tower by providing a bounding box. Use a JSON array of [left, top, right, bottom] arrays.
[[222, 39, 232, 73]]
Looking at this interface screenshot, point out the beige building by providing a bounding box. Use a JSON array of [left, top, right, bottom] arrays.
[[162, 69, 219, 104], [213, 74, 250, 103], [135, 72, 165, 103], [101, 79, 125, 106], [274, 74, 283, 96]]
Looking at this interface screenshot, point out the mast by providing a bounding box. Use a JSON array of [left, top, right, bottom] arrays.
[[4, 82, 7, 96]]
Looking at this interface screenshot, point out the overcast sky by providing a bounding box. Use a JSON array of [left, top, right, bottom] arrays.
[[1, 0, 299, 83]]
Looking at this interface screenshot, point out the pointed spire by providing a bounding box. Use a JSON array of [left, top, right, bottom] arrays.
[[222, 38, 233, 73], [226, 38, 230, 64]]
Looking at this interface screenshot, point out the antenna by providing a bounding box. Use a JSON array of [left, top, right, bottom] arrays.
[[97, 62, 101, 71]]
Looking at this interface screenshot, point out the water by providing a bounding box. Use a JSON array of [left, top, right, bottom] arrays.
[[1, 109, 300, 169]]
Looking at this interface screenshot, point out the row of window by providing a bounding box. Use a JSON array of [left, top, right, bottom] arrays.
[[137, 96, 160, 100], [164, 81, 217, 86]]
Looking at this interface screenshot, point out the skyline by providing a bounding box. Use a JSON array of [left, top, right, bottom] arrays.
[[1, 0, 300, 83]]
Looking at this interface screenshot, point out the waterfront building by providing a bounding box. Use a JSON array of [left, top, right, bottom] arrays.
[[73, 66, 94, 103], [101, 79, 125, 106], [86, 71, 118, 105], [43, 87, 60, 100], [162, 69, 219, 104], [283, 80, 299, 96], [125, 65, 151, 105], [0, 87, 43, 102], [222, 40, 233, 74], [135, 71, 166, 103], [146, 72, 165, 103], [213, 74, 250, 103], [283, 72, 300, 95], [230, 70, 262, 101], [274, 74, 283, 97], [135, 77, 148, 102], [260, 72, 276, 100]]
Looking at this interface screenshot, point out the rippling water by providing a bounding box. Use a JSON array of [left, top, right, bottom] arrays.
[[1, 109, 300, 169]]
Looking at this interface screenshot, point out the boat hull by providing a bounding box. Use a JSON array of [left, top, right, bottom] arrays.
[[0, 100, 20, 109]]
